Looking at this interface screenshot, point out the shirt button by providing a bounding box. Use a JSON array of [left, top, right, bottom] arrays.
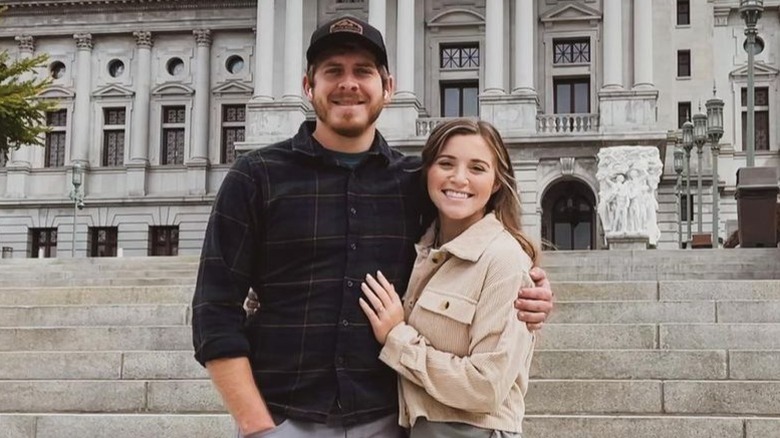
[[350, 243, 357, 250], [347, 280, 354, 287], [431, 256, 440, 264], [341, 319, 349, 327], [350, 207, 357, 215]]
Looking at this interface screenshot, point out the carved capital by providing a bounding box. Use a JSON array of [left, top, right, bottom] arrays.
[[193, 29, 212, 47], [73, 33, 93, 50], [133, 31, 153, 48], [15, 35, 35, 53]]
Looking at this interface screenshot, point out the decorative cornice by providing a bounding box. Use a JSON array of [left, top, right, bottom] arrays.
[[133, 31, 153, 48], [14, 35, 35, 52], [193, 29, 212, 47], [560, 157, 576, 176], [713, 5, 731, 27], [73, 33, 93, 50]]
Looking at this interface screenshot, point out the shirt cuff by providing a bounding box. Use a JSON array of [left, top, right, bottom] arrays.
[[379, 322, 418, 371]]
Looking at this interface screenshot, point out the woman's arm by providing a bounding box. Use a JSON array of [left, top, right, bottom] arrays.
[[361, 270, 535, 413]]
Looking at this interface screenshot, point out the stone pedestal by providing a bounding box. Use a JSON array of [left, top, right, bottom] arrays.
[[376, 97, 422, 141], [607, 235, 649, 250], [479, 94, 538, 137], [241, 99, 308, 149], [599, 89, 659, 133], [4, 164, 31, 198], [126, 162, 148, 197], [186, 160, 208, 196]]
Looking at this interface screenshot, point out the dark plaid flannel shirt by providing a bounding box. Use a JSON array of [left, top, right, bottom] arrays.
[[192, 122, 432, 425]]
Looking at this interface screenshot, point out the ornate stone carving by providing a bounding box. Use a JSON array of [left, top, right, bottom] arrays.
[[560, 157, 575, 176], [193, 29, 212, 46], [596, 146, 663, 245], [15, 35, 35, 53], [73, 33, 93, 50], [133, 31, 153, 48]]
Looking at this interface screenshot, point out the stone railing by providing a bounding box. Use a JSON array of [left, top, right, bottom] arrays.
[[537, 113, 599, 134], [416, 117, 484, 137]]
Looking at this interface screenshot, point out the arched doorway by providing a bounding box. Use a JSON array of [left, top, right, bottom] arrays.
[[542, 180, 597, 250]]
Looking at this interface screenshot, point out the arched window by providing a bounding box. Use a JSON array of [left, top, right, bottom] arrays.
[[542, 180, 596, 250]]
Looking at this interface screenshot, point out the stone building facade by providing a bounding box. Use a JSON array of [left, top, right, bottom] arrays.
[[0, 0, 778, 257]]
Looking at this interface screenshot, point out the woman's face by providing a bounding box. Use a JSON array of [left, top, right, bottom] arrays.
[[426, 133, 497, 234]]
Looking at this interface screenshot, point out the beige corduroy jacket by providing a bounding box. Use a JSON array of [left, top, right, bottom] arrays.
[[379, 213, 536, 433]]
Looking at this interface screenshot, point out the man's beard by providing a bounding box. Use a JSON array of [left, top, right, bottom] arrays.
[[312, 94, 384, 138]]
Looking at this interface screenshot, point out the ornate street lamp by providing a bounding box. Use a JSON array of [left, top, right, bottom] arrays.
[[692, 108, 708, 234], [706, 89, 725, 247], [681, 118, 694, 247], [70, 162, 85, 257], [673, 146, 685, 249], [741, 0, 764, 167]]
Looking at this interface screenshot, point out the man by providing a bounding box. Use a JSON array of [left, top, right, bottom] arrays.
[[192, 16, 553, 438]]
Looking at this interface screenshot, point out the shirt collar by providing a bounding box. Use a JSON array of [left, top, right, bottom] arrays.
[[291, 121, 395, 164], [416, 213, 506, 263]]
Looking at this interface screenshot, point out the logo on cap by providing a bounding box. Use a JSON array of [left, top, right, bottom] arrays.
[[330, 18, 363, 35]]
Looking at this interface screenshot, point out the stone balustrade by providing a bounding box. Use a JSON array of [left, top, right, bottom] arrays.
[[537, 113, 599, 134]]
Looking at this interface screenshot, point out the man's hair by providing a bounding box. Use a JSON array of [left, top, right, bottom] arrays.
[[420, 118, 539, 265], [306, 41, 390, 90]]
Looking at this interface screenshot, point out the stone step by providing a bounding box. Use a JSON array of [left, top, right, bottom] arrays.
[[0, 286, 193, 306], [0, 305, 189, 327], [549, 301, 715, 324], [0, 327, 191, 351], [540, 248, 780, 265], [526, 379, 780, 415], [0, 270, 196, 282], [538, 324, 658, 350], [0, 380, 223, 413], [553, 279, 780, 301], [0, 351, 206, 380], [523, 415, 778, 438], [2, 277, 196, 287], [0, 256, 199, 266], [659, 323, 780, 349], [0, 414, 234, 438], [553, 281, 658, 301], [545, 267, 780, 281]]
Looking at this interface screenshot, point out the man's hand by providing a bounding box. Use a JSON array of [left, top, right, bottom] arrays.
[[359, 271, 405, 344], [515, 266, 554, 331]]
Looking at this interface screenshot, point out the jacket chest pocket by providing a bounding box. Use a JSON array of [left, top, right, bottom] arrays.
[[416, 289, 477, 325]]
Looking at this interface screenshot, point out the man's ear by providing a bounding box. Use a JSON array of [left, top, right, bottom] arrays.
[[383, 75, 395, 103], [302, 76, 313, 100]]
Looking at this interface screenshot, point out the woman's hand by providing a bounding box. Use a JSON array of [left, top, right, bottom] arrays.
[[359, 271, 405, 344]]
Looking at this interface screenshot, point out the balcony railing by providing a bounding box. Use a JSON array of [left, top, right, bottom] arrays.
[[537, 113, 599, 134], [416, 117, 448, 137]]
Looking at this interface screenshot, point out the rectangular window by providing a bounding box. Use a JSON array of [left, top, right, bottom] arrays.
[[741, 87, 770, 151], [440, 81, 479, 117], [102, 107, 126, 167], [88, 227, 118, 257], [221, 105, 246, 164], [677, 0, 690, 26], [440, 43, 480, 69], [30, 227, 57, 258], [553, 38, 591, 65], [161, 106, 186, 165], [553, 77, 590, 114], [148, 226, 179, 256], [677, 50, 691, 77], [45, 109, 67, 168], [680, 194, 695, 222], [677, 102, 691, 128]]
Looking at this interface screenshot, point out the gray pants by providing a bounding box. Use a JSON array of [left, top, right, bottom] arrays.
[[409, 418, 521, 438], [238, 414, 406, 438]]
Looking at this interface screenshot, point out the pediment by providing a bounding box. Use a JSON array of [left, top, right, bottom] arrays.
[[212, 80, 254, 96], [541, 3, 601, 24], [428, 8, 485, 28], [151, 83, 195, 96], [37, 86, 75, 100], [92, 84, 135, 99], [730, 62, 780, 78]]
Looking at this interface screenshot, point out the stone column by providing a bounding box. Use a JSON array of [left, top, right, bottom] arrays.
[[254, 0, 275, 101], [602, 0, 623, 89], [483, 0, 504, 95], [190, 29, 212, 163], [368, 0, 386, 40], [282, 0, 303, 100], [5, 36, 35, 198], [130, 31, 152, 163], [633, 0, 653, 89], [394, 0, 415, 99], [71, 33, 93, 164], [513, 0, 535, 95]]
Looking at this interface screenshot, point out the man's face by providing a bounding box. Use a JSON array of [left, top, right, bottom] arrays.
[[305, 49, 392, 138]]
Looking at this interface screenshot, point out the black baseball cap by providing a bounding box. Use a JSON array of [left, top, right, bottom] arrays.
[[306, 16, 389, 70]]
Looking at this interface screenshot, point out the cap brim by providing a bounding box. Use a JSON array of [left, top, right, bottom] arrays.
[[306, 33, 388, 69]]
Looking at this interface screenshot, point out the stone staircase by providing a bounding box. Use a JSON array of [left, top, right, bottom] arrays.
[[0, 250, 778, 437]]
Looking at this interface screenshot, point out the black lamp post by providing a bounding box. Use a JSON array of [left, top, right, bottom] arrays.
[[69, 163, 85, 257], [681, 118, 694, 247], [740, 0, 764, 167], [673, 146, 685, 249], [706, 89, 725, 247], [692, 107, 708, 235]]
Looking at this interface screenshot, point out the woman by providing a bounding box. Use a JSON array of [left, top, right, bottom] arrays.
[[359, 118, 538, 438]]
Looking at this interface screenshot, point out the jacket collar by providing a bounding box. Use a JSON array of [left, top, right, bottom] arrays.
[[417, 213, 506, 263], [291, 121, 394, 164]]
